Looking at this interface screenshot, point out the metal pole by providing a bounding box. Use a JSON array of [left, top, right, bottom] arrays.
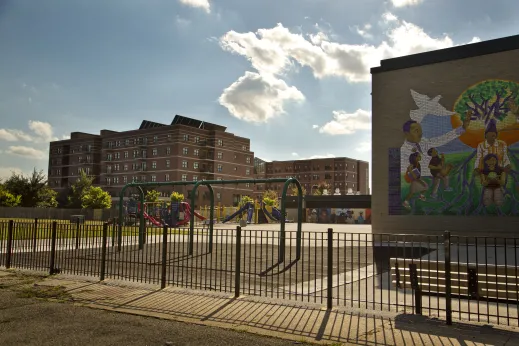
[[49, 221, 57, 275], [75, 217, 80, 249], [235, 226, 242, 298], [100, 222, 108, 281], [327, 228, 333, 310], [32, 218, 38, 253], [6, 220, 13, 269], [444, 230, 452, 325], [161, 224, 168, 289]]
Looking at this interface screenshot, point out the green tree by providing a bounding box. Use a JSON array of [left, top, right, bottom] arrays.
[[262, 190, 279, 207], [81, 187, 112, 209], [239, 195, 254, 207], [0, 184, 21, 207], [170, 191, 184, 202], [312, 181, 331, 196], [145, 190, 161, 203], [68, 170, 94, 208], [3, 169, 56, 207], [290, 184, 307, 196]]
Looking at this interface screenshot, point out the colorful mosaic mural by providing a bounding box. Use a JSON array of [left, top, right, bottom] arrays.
[[388, 80, 519, 216]]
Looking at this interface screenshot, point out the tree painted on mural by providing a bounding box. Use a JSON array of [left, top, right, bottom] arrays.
[[402, 80, 519, 216]]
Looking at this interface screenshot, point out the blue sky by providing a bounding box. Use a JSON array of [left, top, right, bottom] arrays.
[[0, 0, 518, 183]]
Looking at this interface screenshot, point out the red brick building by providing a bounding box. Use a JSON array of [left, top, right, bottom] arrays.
[[48, 116, 255, 206]]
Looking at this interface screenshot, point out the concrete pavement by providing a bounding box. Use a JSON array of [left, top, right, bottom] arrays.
[[2, 269, 519, 345]]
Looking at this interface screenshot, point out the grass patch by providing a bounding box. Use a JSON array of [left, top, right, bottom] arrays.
[[17, 284, 71, 301]]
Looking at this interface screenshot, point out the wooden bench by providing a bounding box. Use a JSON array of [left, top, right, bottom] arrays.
[[390, 258, 519, 312]]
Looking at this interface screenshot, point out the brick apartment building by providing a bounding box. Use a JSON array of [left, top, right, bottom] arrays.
[[48, 115, 255, 206], [253, 157, 370, 199]]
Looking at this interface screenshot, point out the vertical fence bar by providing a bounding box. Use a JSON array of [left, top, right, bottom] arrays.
[[5, 220, 14, 269], [100, 223, 108, 281], [161, 224, 168, 289], [444, 230, 452, 325], [49, 221, 57, 275], [327, 228, 333, 310], [32, 218, 38, 253], [75, 218, 80, 249], [235, 226, 242, 298]]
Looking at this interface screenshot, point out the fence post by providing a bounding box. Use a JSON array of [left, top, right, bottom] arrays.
[[444, 230, 452, 325], [100, 222, 108, 281], [32, 218, 38, 252], [75, 218, 80, 249], [235, 226, 242, 298], [161, 224, 168, 289], [111, 218, 117, 247], [49, 221, 57, 275], [6, 220, 14, 269], [327, 228, 333, 310]]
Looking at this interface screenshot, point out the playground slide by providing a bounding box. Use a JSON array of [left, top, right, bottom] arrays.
[[181, 202, 207, 221], [222, 203, 253, 223], [143, 211, 163, 227], [272, 207, 290, 222], [262, 204, 279, 223]]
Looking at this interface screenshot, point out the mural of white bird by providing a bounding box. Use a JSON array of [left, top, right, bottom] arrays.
[[409, 89, 456, 123]]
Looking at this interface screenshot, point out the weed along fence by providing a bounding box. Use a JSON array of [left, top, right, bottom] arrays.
[[1, 219, 519, 328]]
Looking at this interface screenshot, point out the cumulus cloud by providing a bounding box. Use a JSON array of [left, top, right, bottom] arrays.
[[292, 152, 299, 157], [356, 141, 371, 152], [0, 120, 58, 143], [5, 146, 47, 160], [391, 0, 423, 7], [219, 13, 479, 83], [319, 109, 371, 135], [178, 0, 210, 13], [218, 71, 305, 123], [0, 167, 26, 179]]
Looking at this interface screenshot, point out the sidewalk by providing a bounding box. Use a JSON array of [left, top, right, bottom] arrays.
[[2, 269, 519, 346]]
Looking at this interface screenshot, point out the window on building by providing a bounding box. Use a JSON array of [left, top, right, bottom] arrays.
[[107, 153, 112, 161], [246, 169, 250, 175], [166, 147, 171, 155], [182, 174, 187, 181], [152, 161, 157, 169], [217, 139, 223, 146], [153, 135, 158, 143], [165, 174, 170, 181], [183, 147, 188, 155], [245, 183, 250, 188], [217, 164, 222, 172], [124, 164, 128, 171], [124, 151, 128, 158], [195, 136, 200, 143], [166, 160, 170, 168], [152, 148, 158, 156], [182, 160, 188, 168], [183, 134, 189, 141], [193, 175, 198, 181], [217, 193, 221, 200], [194, 149, 199, 156], [151, 175, 157, 182], [106, 177, 111, 185], [115, 152, 120, 159], [217, 152, 223, 159], [194, 162, 199, 169], [142, 150, 147, 158], [217, 177, 222, 181], [246, 157, 251, 163]]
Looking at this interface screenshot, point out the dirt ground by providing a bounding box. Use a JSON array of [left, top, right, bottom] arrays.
[[0, 271, 313, 346]]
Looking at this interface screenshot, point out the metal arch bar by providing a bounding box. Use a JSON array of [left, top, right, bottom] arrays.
[[189, 178, 303, 259], [281, 177, 303, 261], [117, 181, 202, 251], [188, 182, 214, 255]]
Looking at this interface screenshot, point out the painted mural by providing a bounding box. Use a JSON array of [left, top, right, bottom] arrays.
[[389, 80, 519, 216], [306, 208, 371, 224]]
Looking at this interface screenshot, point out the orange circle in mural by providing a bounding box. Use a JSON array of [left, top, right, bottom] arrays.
[[451, 79, 519, 148]]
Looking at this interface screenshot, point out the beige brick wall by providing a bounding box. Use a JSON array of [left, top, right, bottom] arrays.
[[372, 49, 519, 236]]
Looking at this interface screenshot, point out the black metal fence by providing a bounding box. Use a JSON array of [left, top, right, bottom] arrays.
[[1, 219, 518, 327]]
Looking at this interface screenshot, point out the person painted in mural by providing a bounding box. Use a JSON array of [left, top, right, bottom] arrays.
[[427, 147, 453, 197], [401, 113, 471, 177], [357, 212, 365, 224], [474, 119, 511, 175], [403, 152, 428, 209], [480, 153, 507, 207], [318, 208, 330, 223]]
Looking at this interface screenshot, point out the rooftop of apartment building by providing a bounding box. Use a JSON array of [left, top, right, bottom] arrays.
[[50, 115, 250, 144]]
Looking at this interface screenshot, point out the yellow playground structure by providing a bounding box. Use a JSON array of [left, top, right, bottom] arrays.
[[198, 202, 288, 224]]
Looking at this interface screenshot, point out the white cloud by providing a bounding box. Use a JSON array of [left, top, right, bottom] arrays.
[[319, 109, 371, 135], [6, 146, 47, 160], [219, 14, 479, 83], [178, 0, 210, 13], [356, 141, 371, 152], [291, 152, 299, 157], [175, 15, 191, 28], [0, 129, 33, 142], [391, 0, 423, 7], [0, 120, 58, 143], [218, 71, 305, 123], [312, 124, 319, 129]]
